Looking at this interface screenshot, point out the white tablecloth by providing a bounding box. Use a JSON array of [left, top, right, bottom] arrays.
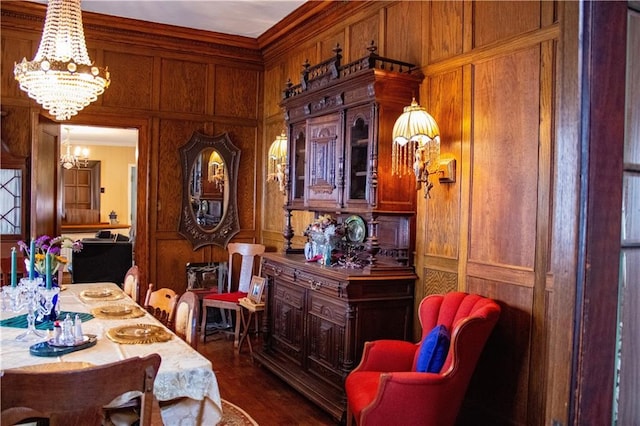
[[0, 282, 222, 425]]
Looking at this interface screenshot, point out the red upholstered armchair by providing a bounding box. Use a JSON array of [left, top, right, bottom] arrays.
[[345, 292, 501, 426]]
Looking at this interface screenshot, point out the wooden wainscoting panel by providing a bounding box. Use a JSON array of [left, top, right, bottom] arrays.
[[463, 277, 533, 426], [425, 68, 463, 259], [385, 1, 422, 66], [428, 0, 464, 63], [469, 46, 540, 269], [154, 238, 209, 295], [101, 51, 153, 110], [156, 119, 203, 232], [214, 65, 259, 119], [473, 1, 541, 49], [159, 58, 208, 114], [423, 268, 458, 296]]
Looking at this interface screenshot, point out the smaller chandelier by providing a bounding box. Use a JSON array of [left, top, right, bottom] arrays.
[[267, 132, 288, 194], [14, 0, 110, 121], [60, 128, 89, 169]]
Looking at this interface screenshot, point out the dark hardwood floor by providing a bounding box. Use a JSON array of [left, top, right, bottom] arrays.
[[197, 333, 338, 426]]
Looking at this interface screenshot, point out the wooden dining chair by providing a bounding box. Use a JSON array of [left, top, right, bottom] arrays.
[[123, 265, 140, 304], [175, 291, 200, 348], [200, 242, 265, 347], [1, 354, 161, 426], [144, 283, 179, 329]]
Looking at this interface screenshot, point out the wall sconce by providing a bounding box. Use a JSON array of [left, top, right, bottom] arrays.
[[267, 131, 288, 193], [207, 150, 225, 191], [391, 98, 456, 198]]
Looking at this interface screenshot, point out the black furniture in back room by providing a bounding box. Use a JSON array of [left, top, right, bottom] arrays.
[[71, 240, 133, 285]]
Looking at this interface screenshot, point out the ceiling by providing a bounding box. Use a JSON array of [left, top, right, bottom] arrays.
[[32, 0, 307, 39]]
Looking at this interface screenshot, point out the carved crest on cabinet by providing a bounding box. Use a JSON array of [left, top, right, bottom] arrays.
[[305, 94, 344, 115]]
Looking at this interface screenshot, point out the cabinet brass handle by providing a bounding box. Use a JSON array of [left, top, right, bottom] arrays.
[[309, 280, 322, 290]]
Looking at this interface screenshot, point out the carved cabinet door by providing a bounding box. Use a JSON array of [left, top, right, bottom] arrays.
[[271, 277, 305, 365], [305, 113, 343, 209]]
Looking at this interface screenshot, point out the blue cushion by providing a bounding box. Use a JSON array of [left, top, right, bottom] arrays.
[[415, 324, 450, 373]]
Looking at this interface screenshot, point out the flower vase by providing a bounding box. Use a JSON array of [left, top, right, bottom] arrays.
[[321, 243, 332, 266], [35, 271, 59, 322]]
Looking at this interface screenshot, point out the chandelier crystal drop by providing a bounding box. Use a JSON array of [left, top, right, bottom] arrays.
[[13, 0, 110, 121]]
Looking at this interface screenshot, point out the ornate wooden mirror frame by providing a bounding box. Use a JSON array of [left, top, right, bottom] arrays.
[[178, 131, 240, 249]]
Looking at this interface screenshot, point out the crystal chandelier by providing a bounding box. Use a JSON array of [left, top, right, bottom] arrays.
[[60, 128, 89, 169], [13, 0, 110, 121]]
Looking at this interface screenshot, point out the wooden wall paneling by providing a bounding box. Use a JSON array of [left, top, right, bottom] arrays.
[[473, 1, 541, 49], [159, 58, 208, 114], [214, 65, 260, 119], [425, 69, 463, 259], [102, 51, 154, 110], [423, 267, 457, 295], [31, 118, 59, 238], [348, 14, 380, 59], [1, 35, 36, 100], [385, 1, 422, 65], [464, 277, 532, 425], [264, 63, 285, 118], [428, 0, 464, 63], [527, 39, 555, 426], [284, 46, 316, 90], [156, 119, 204, 232], [0, 105, 31, 158], [155, 238, 206, 294], [318, 31, 345, 63], [215, 124, 259, 231], [544, 2, 580, 423], [469, 47, 540, 269]]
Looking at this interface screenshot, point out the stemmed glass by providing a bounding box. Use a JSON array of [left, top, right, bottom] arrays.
[[1, 277, 60, 342]]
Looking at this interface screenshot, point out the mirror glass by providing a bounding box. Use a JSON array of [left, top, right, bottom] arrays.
[[190, 148, 227, 230], [179, 131, 240, 249]]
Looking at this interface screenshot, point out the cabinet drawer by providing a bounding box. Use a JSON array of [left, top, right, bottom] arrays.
[[263, 259, 296, 281], [295, 269, 345, 298]]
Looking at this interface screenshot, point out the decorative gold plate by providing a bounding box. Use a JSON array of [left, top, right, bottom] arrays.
[[90, 304, 145, 319], [106, 324, 172, 344], [80, 289, 123, 301], [12, 361, 95, 372]]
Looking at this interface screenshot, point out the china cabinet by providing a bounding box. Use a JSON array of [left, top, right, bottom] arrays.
[[281, 45, 422, 267], [254, 45, 422, 420]]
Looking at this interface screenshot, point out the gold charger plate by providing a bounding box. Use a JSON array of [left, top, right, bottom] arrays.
[[106, 323, 172, 344], [90, 304, 145, 319], [11, 361, 95, 372], [80, 288, 123, 301]]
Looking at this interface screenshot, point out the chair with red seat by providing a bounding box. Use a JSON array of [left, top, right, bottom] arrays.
[[345, 291, 501, 426], [200, 242, 265, 347]]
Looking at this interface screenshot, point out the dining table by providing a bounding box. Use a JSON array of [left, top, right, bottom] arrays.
[[0, 282, 222, 425]]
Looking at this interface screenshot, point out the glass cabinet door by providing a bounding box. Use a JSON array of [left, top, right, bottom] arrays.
[[345, 106, 372, 206]]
